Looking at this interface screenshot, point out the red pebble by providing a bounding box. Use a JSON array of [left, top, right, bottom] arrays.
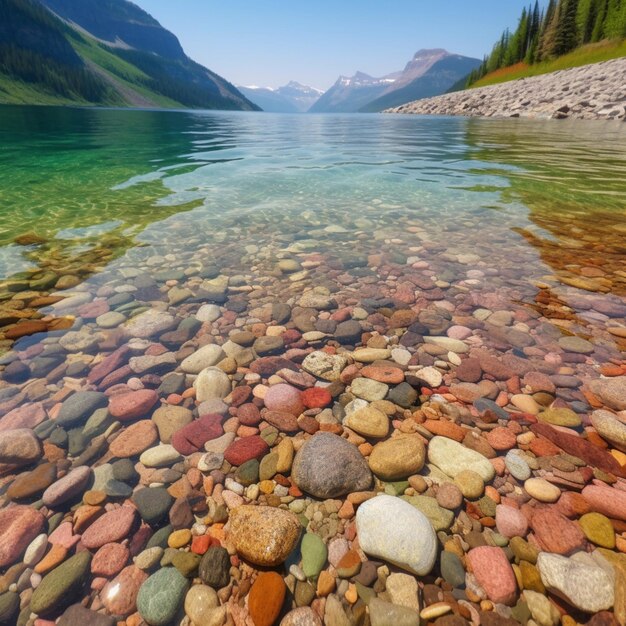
[[301, 387, 332, 409], [224, 435, 269, 465], [191, 535, 211, 555]]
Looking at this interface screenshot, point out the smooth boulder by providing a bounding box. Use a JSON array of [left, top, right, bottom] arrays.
[[356, 495, 437, 576], [292, 433, 372, 498]]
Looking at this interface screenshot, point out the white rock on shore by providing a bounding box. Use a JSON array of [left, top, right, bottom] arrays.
[[387, 58, 626, 121]]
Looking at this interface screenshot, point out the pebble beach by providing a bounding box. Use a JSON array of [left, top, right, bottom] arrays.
[[0, 110, 625, 626]]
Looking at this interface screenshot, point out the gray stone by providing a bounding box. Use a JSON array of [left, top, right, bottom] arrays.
[[588, 377, 626, 411], [505, 449, 532, 481], [334, 320, 362, 344], [124, 310, 176, 338], [58, 604, 115, 626], [56, 391, 108, 427], [428, 436, 495, 482], [301, 351, 348, 382], [132, 487, 174, 525], [199, 546, 230, 589], [292, 432, 372, 498]]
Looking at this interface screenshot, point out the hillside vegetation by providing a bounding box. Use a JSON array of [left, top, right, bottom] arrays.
[[0, 0, 258, 109], [472, 38, 626, 87], [467, 0, 626, 87]]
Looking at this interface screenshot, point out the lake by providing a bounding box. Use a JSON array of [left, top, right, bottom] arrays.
[[0, 106, 625, 623]]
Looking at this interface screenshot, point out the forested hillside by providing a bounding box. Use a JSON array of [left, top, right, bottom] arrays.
[[467, 0, 626, 86], [0, 0, 113, 103], [0, 0, 258, 109]]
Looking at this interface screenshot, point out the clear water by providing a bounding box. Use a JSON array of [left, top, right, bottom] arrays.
[[0, 106, 625, 355]]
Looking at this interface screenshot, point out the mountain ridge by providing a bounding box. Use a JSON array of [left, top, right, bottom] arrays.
[[309, 49, 481, 113]]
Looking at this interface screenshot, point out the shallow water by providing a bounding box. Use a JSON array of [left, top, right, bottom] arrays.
[[0, 106, 624, 356]]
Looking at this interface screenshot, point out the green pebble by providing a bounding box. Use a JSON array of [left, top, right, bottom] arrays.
[[172, 552, 201, 577], [147, 525, 174, 550], [301, 533, 328, 579], [235, 459, 259, 486], [30, 551, 92, 615], [259, 453, 278, 481], [402, 495, 454, 531], [294, 580, 316, 607], [440, 551, 465, 588], [477, 495, 496, 518], [137, 567, 189, 626], [0, 591, 19, 622], [384, 480, 409, 496], [260, 426, 279, 446], [510, 537, 539, 564]]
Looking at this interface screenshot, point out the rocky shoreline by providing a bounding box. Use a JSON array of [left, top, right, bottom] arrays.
[[387, 58, 626, 121]]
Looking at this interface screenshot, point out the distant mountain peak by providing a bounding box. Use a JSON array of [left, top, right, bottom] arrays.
[[412, 48, 449, 58], [238, 79, 322, 112]]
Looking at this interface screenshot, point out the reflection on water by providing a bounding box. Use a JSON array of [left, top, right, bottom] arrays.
[[464, 118, 626, 295]]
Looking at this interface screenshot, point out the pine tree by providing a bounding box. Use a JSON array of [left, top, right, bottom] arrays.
[[538, 0, 561, 59], [603, 0, 626, 38], [554, 0, 580, 55], [591, 0, 609, 39], [577, 0, 595, 43]]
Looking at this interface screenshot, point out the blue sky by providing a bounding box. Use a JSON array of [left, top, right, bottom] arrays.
[[135, 1, 546, 90]]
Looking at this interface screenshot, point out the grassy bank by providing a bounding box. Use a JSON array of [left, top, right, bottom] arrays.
[[471, 39, 626, 88]]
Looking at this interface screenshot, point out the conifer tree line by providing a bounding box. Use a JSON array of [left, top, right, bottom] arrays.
[[467, 0, 626, 84]]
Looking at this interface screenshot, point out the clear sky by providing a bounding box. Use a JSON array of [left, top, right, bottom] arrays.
[[134, 1, 546, 90]]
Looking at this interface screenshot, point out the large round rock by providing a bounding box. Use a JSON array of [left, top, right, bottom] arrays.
[[292, 432, 372, 499], [356, 494, 437, 576], [228, 505, 301, 567]]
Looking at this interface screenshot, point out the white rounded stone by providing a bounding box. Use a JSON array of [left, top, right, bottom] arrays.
[[537, 552, 614, 613], [139, 444, 182, 468], [194, 367, 232, 402], [356, 494, 437, 576]]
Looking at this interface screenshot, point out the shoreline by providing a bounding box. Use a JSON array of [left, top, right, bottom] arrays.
[[387, 58, 626, 121]]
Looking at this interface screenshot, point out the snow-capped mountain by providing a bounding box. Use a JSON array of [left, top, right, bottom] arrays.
[[238, 81, 323, 113], [308, 71, 399, 113], [310, 49, 481, 113]]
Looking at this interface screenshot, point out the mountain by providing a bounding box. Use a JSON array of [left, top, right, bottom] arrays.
[[0, 0, 259, 110], [310, 49, 480, 113], [308, 71, 398, 113], [361, 54, 482, 112], [238, 81, 322, 113]]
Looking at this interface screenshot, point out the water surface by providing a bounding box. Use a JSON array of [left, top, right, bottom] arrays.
[[0, 106, 625, 356]]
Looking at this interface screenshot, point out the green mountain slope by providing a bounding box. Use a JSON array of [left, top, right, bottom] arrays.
[[0, 0, 260, 110]]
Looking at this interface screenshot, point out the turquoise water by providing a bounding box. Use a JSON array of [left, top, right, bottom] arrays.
[[0, 106, 625, 353]]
